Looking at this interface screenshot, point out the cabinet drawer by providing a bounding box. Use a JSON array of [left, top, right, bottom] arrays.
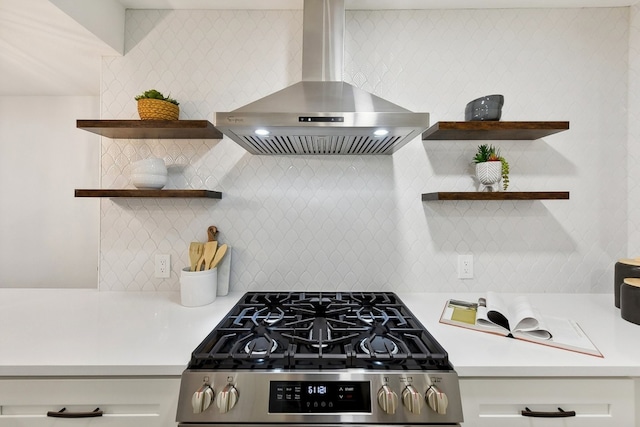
[[460, 378, 634, 427], [0, 377, 180, 427]]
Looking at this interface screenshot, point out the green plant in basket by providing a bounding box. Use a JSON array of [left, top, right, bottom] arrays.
[[134, 89, 180, 120], [134, 89, 179, 105], [472, 144, 509, 190]]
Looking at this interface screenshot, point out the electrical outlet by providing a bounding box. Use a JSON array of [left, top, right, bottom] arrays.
[[155, 254, 170, 278], [457, 255, 473, 279]]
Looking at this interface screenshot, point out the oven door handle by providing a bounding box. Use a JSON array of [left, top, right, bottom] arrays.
[[46, 407, 104, 418], [521, 407, 576, 418]]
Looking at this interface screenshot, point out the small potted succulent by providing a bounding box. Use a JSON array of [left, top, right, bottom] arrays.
[[472, 144, 509, 191], [135, 89, 179, 120]]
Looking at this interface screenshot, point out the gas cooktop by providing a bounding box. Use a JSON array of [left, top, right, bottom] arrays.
[[188, 291, 451, 371]]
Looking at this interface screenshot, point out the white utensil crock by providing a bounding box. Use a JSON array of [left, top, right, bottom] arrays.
[[180, 267, 217, 307]]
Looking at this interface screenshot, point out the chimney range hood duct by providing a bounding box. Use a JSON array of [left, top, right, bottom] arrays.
[[214, 0, 430, 155]]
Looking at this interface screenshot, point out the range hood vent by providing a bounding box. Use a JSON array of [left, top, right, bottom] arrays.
[[214, 0, 429, 155]]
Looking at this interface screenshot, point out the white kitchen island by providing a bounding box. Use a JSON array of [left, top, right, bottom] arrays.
[[0, 290, 637, 426]]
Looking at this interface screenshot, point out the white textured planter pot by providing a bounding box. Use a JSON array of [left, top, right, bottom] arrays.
[[475, 161, 502, 192]]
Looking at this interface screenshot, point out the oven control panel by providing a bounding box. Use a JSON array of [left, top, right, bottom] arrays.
[[268, 381, 371, 413], [176, 370, 463, 425]]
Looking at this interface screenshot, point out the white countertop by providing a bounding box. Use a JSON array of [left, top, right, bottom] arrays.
[[0, 289, 239, 377], [0, 289, 638, 378]]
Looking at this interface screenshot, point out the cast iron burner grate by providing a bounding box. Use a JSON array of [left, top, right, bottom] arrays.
[[189, 292, 451, 371]]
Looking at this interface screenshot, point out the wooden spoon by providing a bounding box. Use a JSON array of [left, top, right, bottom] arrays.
[[197, 241, 218, 271], [207, 226, 218, 242], [189, 242, 204, 272], [209, 244, 227, 269]]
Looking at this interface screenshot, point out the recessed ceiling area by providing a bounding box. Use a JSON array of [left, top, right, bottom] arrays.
[[0, 0, 120, 95], [0, 0, 638, 96]]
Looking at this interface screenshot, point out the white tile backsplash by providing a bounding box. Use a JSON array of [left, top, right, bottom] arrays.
[[99, 7, 630, 293]]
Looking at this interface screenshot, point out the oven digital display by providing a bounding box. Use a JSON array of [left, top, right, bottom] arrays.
[[269, 381, 371, 413]]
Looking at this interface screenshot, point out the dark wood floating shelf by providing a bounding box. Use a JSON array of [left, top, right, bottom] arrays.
[[75, 189, 222, 199], [422, 191, 570, 201], [422, 121, 570, 140], [76, 120, 223, 139]]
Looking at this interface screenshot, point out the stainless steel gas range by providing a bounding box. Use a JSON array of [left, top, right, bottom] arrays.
[[176, 292, 463, 426]]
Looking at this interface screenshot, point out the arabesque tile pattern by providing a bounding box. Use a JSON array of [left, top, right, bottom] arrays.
[[99, 8, 629, 293]]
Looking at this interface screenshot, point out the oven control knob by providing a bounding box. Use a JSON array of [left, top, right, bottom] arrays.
[[377, 385, 398, 414], [426, 386, 448, 415], [192, 384, 214, 414], [216, 384, 239, 413], [402, 385, 423, 414]]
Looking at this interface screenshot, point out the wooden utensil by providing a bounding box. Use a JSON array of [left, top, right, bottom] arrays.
[[207, 226, 218, 242], [209, 244, 227, 269], [196, 241, 218, 271], [189, 242, 204, 272]]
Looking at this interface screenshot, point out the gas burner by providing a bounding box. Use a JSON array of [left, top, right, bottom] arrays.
[[264, 314, 282, 325], [357, 311, 384, 325], [360, 336, 399, 356], [309, 327, 331, 348], [310, 317, 332, 348], [358, 312, 374, 324], [252, 308, 285, 326], [244, 337, 278, 355]]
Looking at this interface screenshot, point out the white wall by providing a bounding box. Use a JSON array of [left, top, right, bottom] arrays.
[[0, 96, 100, 288], [94, 8, 630, 293], [629, 5, 640, 255]]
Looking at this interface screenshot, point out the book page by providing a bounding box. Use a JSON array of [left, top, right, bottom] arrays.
[[441, 300, 509, 336], [513, 315, 602, 357], [477, 292, 510, 331], [474, 293, 552, 339], [507, 296, 552, 340]]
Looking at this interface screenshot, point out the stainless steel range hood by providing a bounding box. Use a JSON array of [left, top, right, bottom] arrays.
[[214, 0, 429, 155]]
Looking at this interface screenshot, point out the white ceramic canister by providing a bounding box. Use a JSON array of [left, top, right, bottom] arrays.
[[131, 157, 167, 175], [131, 157, 168, 189], [180, 267, 217, 307]]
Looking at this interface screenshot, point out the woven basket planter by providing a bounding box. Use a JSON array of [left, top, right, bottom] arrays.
[[137, 98, 179, 120]]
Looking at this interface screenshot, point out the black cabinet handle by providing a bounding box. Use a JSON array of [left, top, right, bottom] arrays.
[[521, 407, 576, 418], [46, 407, 103, 418]]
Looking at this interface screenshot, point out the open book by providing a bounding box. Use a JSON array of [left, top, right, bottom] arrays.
[[439, 292, 602, 357]]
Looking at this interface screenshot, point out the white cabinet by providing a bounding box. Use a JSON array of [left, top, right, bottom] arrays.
[[460, 378, 635, 427], [0, 377, 180, 427]]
